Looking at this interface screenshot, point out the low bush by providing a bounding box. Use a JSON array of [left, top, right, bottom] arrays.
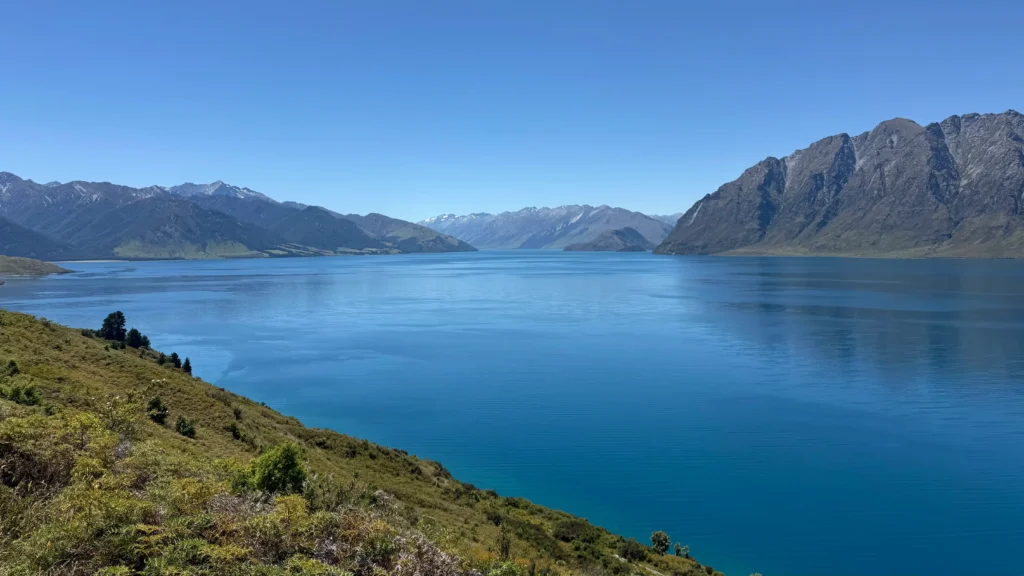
[[147, 396, 169, 425], [174, 416, 196, 438]]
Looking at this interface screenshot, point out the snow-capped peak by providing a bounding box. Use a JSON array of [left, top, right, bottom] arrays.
[[165, 181, 276, 202]]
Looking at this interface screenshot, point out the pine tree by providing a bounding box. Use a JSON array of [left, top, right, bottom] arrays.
[[99, 311, 127, 341], [182, 357, 192, 375], [171, 352, 181, 369], [125, 328, 144, 348]]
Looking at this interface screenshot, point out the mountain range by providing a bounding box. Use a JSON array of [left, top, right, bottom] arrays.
[[420, 205, 672, 249], [0, 172, 475, 260], [655, 110, 1024, 258]]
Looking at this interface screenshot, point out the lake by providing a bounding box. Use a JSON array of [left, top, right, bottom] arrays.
[[3, 251, 1023, 576]]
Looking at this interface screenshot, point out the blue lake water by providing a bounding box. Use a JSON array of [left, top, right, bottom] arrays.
[[3, 251, 1024, 576]]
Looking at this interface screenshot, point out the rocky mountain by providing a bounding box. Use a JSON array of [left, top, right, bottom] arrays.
[[564, 227, 654, 252], [164, 181, 274, 202], [656, 110, 1024, 257], [420, 205, 672, 249], [0, 171, 475, 260]]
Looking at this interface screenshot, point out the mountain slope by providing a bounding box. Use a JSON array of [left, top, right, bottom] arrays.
[[0, 172, 478, 259], [0, 215, 73, 260], [564, 227, 654, 252], [420, 206, 671, 249], [0, 310, 723, 575], [343, 213, 477, 253], [0, 172, 162, 240], [62, 196, 295, 259], [271, 206, 392, 253], [656, 110, 1024, 257], [166, 181, 275, 202]]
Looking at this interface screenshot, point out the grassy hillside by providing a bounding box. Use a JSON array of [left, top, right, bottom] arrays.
[[0, 311, 726, 576], [0, 256, 72, 276]]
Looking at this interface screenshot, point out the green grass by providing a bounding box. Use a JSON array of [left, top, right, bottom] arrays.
[[0, 310, 723, 576]]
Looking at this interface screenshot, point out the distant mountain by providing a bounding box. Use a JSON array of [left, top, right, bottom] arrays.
[[651, 213, 683, 226], [164, 181, 274, 202], [0, 215, 71, 261], [564, 227, 653, 252], [187, 195, 475, 254], [656, 110, 1024, 258], [420, 205, 671, 249], [270, 206, 391, 254], [61, 196, 291, 259], [343, 213, 476, 253], [0, 171, 476, 260]]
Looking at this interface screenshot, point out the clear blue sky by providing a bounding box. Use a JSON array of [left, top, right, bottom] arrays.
[[2, 0, 1021, 221]]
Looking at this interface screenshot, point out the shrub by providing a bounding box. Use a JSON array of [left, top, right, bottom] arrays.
[[141, 335, 150, 347], [619, 538, 646, 562], [183, 357, 193, 375], [101, 394, 142, 440], [99, 311, 127, 341], [80, 328, 94, 338], [4, 383, 41, 406], [233, 406, 243, 420], [251, 442, 307, 494], [147, 396, 169, 425], [175, 416, 196, 438], [5, 360, 19, 376], [554, 518, 600, 543], [651, 530, 670, 555], [158, 353, 167, 365], [226, 421, 242, 440]]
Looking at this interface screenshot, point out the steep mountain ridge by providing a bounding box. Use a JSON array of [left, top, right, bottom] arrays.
[[656, 110, 1024, 257], [421, 205, 671, 249]]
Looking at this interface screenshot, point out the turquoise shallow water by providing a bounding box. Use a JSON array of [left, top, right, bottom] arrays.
[[4, 251, 1024, 575]]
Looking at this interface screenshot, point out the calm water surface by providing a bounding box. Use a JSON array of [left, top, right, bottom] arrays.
[[4, 252, 1024, 576]]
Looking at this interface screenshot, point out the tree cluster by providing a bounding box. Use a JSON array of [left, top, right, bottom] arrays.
[[99, 311, 150, 348]]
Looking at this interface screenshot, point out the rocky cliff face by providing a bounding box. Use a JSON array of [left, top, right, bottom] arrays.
[[656, 111, 1024, 257]]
